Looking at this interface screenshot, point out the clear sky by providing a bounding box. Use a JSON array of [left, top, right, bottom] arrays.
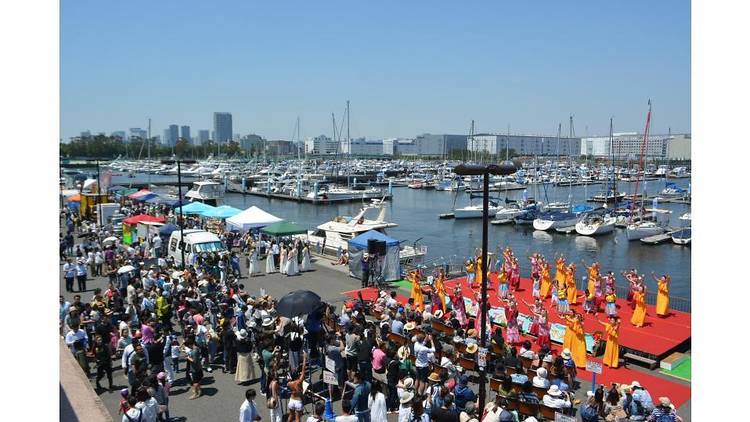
[[61, 1, 690, 141]]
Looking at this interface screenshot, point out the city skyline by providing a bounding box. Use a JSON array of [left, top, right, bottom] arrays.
[[61, 1, 690, 141]]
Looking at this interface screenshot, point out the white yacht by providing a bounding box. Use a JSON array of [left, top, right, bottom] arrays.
[[575, 213, 617, 236], [305, 202, 426, 264], [625, 221, 665, 240], [184, 180, 224, 206], [532, 211, 580, 231], [454, 204, 503, 219]]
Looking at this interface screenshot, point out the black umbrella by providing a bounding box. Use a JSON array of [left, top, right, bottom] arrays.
[[276, 290, 322, 318]]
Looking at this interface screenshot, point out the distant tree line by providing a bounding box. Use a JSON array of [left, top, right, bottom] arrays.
[[60, 135, 246, 159]]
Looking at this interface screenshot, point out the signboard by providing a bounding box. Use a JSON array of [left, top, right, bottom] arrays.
[[325, 357, 336, 373], [549, 323, 567, 344], [477, 347, 488, 370], [554, 413, 575, 422], [586, 361, 603, 374], [517, 313, 533, 333], [323, 370, 338, 385], [487, 308, 507, 325]]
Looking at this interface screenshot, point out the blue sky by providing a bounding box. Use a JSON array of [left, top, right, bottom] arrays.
[[61, 1, 690, 140]]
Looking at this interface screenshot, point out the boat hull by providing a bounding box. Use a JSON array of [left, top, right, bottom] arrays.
[[625, 224, 665, 240], [532, 216, 579, 231], [575, 218, 616, 236]]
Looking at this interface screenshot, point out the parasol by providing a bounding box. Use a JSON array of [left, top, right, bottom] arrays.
[[276, 290, 322, 318]]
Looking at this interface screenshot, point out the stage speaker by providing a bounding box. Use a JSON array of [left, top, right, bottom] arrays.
[[367, 239, 386, 256]]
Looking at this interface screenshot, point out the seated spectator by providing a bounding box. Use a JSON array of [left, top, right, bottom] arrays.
[[631, 381, 655, 414], [646, 397, 682, 422], [620, 385, 648, 421], [604, 385, 627, 421], [542, 385, 572, 409], [453, 375, 477, 412], [532, 367, 550, 389], [519, 340, 536, 360], [482, 395, 515, 422], [517, 381, 540, 404], [496, 375, 517, 401]]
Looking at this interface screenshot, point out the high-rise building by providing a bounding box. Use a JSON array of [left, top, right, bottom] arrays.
[[111, 131, 126, 141], [213, 112, 233, 144], [180, 125, 190, 142], [167, 124, 179, 146], [129, 128, 147, 141], [163, 129, 171, 145], [198, 130, 210, 144]]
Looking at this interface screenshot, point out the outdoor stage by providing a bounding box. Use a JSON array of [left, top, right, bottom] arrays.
[[343, 272, 692, 407]]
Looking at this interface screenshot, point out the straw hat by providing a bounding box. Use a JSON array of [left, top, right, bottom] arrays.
[[467, 329, 477, 338], [404, 322, 416, 331], [401, 377, 414, 389], [659, 397, 673, 408], [466, 343, 478, 354], [546, 385, 563, 397], [536, 367, 547, 378], [400, 391, 415, 404], [561, 348, 572, 360], [428, 371, 441, 383], [262, 316, 275, 327]]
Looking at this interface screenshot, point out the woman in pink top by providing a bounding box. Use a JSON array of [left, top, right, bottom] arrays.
[[372, 342, 387, 374]]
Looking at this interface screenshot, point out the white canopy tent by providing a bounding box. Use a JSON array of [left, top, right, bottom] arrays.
[[226, 206, 283, 232]]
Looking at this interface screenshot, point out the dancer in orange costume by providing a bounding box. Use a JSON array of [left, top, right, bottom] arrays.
[[434, 269, 447, 313], [653, 273, 671, 317], [597, 315, 621, 368], [630, 281, 647, 327], [539, 259, 552, 299], [584, 261, 600, 298], [555, 255, 566, 286], [562, 312, 588, 368], [566, 263, 578, 305], [409, 270, 425, 312]]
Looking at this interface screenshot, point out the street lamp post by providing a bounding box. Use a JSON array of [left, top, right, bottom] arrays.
[[453, 160, 517, 412], [162, 159, 196, 268]]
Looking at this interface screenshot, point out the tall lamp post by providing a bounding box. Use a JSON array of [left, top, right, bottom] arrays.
[[162, 159, 196, 268], [453, 160, 517, 412]]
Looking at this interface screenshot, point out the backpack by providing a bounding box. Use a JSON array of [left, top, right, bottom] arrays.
[[279, 376, 292, 399]]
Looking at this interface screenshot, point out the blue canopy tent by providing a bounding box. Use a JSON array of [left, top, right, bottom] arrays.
[[347, 230, 401, 282], [200, 205, 242, 219], [144, 195, 162, 204], [133, 193, 159, 203], [159, 224, 179, 236], [174, 202, 216, 215]]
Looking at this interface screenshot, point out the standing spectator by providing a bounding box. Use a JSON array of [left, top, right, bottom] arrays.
[[351, 371, 372, 422], [361, 253, 370, 288], [239, 388, 262, 422], [93, 334, 113, 391], [63, 259, 76, 292], [368, 382, 387, 422], [76, 257, 88, 292]]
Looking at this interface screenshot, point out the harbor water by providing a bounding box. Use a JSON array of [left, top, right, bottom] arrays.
[[107, 173, 691, 299]]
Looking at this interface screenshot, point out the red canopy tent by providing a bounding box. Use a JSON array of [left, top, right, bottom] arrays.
[[127, 189, 153, 200], [122, 214, 166, 225]]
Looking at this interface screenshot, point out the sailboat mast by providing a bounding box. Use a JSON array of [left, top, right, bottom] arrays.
[[630, 100, 652, 214], [610, 117, 617, 209]]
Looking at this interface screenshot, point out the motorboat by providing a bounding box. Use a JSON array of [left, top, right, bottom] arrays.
[[575, 212, 617, 236], [671, 228, 691, 245], [625, 221, 665, 241], [679, 212, 691, 223], [532, 211, 580, 231], [587, 190, 627, 203], [184, 180, 224, 206], [454, 204, 503, 219], [304, 202, 426, 264]]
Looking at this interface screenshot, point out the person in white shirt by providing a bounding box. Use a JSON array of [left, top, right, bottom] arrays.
[[532, 367, 550, 389], [413, 333, 435, 395], [368, 382, 388, 422], [121, 396, 142, 422], [542, 385, 572, 409], [334, 400, 359, 422], [239, 388, 261, 422], [152, 234, 162, 258], [64, 323, 88, 353], [134, 387, 158, 422]]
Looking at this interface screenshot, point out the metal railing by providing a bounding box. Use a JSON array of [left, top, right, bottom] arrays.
[[575, 278, 691, 313]]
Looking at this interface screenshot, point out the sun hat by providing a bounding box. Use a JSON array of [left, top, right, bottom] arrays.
[[236, 329, 249, 340], [631, 380, 641, 389], [428, 371, 441, 383], [467, 329, 476, 338], [561, 348, 572, 360], [400, 391, 415, 404], [659, 397, 674, 409], [536, 367, 547, 378], [523, 418, 539, 422], [402, 377, 414, 389], [542, 354, 554, 363], [466, 343, 478, 354], [379, 290, 388, 298], [262, 317, 275, 327], [404, 322, 416, 331], [440, 356, 453, 368], [380, 313, 390, 321], [547, 385, 563, 397], [434, 310, 444, 319]]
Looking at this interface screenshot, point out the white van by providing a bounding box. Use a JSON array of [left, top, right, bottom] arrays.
[[167, 229, 227, 267]]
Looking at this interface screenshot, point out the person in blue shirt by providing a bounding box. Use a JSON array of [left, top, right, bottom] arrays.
[[391, 315, 404, 335], [350, 371, 372, 422], [453, 375, 476, 411]]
